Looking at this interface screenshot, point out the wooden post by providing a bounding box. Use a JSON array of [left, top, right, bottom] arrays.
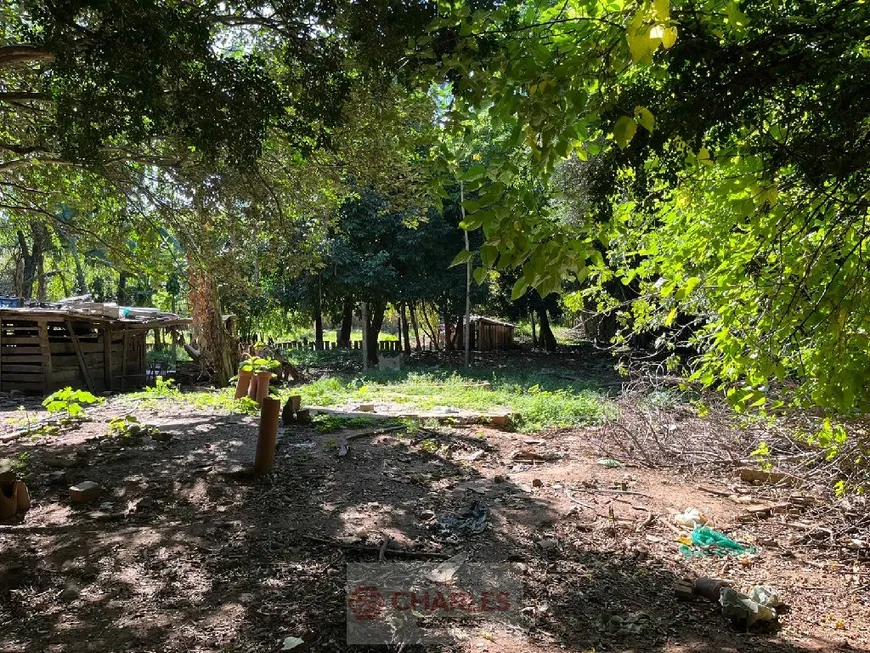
[[103, 326, 113, 391], [171, 326, 177, 373], [37, 319, 52, 394], [254, 397, 280, 474], [65, 319, 95, 393], [121, 329, 129, 391]]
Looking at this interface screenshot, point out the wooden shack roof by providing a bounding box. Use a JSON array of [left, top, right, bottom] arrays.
[[469, 315, 518, 329], [0, 306, 191, 330]]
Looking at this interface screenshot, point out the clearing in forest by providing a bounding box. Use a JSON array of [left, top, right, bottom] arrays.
[[0, 351, 868, 653]]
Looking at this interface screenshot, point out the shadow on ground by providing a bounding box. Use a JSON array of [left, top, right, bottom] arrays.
[[0, 396, 860, 653]]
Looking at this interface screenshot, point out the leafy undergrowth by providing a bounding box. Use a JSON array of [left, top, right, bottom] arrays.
[[296, 369, 614, 432]]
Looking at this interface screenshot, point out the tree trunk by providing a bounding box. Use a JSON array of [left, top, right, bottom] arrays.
[[68, 237, 87, 294], [188, 262, 236, 386], [420, 302, 440, 350], [16, 229, 35, 300], [361, 302, 369, 371], [36, 245, 46, 301], [536, 305, 558, 352], [16, 223, 49, 300], [314, 276, 324, 350], [530, 309, 538, 349], [461, 181, 471, 368], [409, 301, 422, 351], [443, 310, 455, 351], [366, 301, 386, 366], [117, 271, 129, 305], [339, 298, 353, 347], [399, 302, 411, 353]]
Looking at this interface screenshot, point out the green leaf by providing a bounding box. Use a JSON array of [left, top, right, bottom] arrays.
[[461, 165, 487, 182], [511, 277, 529, 300], [480, 243, 498, 268], [653, 0, 670, 21], [664, 308, 678, 326], [614, 116, 637, 149], [473, 266, 487, 285], [661, 25, 678, 49], [449, 250, 473, 267], [634, 106, 655, 132]]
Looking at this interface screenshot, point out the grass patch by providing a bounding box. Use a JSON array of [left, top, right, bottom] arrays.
[[126, 386, 262, 415], [311, 414, 384, 433], [295, 369, 614, 433]]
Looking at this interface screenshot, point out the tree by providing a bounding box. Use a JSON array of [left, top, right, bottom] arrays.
[[412, 0, 870, 413]]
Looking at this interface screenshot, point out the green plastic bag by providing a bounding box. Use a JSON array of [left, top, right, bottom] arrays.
[[680, 526, 756, 557]]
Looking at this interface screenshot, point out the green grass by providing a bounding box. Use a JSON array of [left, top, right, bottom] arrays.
[[294, 369, 614, 432], [125, 386, 262, 415], [123, 358, 613, 433], [265, 327, 400, 344]]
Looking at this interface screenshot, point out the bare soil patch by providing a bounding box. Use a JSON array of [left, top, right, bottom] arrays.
[[0, 391, 868, 652]]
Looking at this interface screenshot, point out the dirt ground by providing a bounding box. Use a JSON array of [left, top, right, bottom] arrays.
[[1, 387, 869, 653]]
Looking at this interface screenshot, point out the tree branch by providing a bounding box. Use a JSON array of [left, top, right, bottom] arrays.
[[0, 92, 49, 103], [0, 45, 55, 68]]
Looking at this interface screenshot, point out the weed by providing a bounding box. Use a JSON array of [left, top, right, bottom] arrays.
[[144, 376, 180, 398], [106, 415, 158, 438], [750, 441, 773, 471], [9, 452, 29, 478], [323, 437, 338, 451], [419, 438, 439, 454], [43, 387, 103, 419]]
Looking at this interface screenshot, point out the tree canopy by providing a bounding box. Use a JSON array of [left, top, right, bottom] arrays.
[[2, 0, 869, 415]]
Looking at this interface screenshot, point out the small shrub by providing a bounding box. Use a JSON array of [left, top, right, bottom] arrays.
[[43, 387, 104, 419], [144, 376, 180, 398], [106, 415, 157, 438], [419, 438, 439, 454]]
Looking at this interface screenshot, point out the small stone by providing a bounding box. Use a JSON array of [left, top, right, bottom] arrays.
[[58, 588, 79, 602], [532, 478, 543, 488], [9, 389, 23, 397], [69, 481, 105, 504], [49, 470, 68, 484], [538, 538, 558, 551], [420, 509, 435, 521], [149, 430, 173, 442], [0, 460, 15, 484], [356, 404, 375, 412]]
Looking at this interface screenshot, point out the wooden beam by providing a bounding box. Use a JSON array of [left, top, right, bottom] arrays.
[[65, 319, 94, 393], [103, 326, 113, 391], [121, 329, 129, 390], [37, 319, 51, 394]]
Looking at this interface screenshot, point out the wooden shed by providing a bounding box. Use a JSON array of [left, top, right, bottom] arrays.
[[454, 316, 517, 352], [0, 308, 189, 396]]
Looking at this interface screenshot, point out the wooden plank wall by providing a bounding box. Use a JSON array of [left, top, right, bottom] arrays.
[[0, 318, 48, 394], [455, 321, 515, 351], [0, 318, 147, 395]]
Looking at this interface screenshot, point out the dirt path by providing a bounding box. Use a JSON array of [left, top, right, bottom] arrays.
[[1, 396, 867, 652]]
